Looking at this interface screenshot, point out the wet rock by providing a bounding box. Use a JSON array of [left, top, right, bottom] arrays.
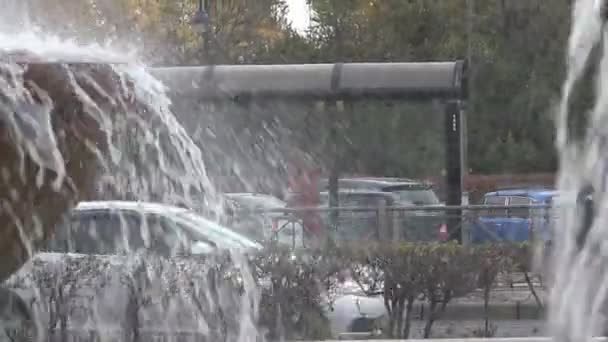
[[0, 51, 140, 282]]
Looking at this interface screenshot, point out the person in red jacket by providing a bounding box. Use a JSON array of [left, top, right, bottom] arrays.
[[287, 163, 324, 243]]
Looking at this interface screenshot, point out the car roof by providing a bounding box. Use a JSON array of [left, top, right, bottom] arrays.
[[223, 193, 286, 206], [319, 177, 426, 189], [484, 188, 558, 201], [319, 189, 396, 197], [225, 192, 262, 197], [343, 177, 417, 183], [74, 201, 188, 215]]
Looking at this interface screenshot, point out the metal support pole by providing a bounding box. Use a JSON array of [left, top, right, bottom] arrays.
[[203, 0, 211, 63], [444, 101, 463, 243], [328, 100, 342, 233]]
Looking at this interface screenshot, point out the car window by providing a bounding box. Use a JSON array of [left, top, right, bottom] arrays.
[[174, 211, 260, 250], [45, 216, 73, 253], [508, 196, 532, 218], [224, 199, 239, 214], [484, 196, 507, 205], [47, 211, 131, 255], [319, 194, 385, 241], [390, 189, 439, 205], [46, 210, 191, 256], [76, 212, 123, 254], [341, 194, 385, 207], [319, 193, 391, 207], [509, 196, 532, 205], [116, 212, 147, 252], [144, 215, 191, 255], [274, 220, 305, 247], [482, 196, 508, 217]]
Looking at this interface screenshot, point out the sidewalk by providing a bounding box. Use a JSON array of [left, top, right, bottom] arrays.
[[412, 287, 545, 321]]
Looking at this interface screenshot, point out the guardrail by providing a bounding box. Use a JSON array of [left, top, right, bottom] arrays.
[[246, 204, 553, 213], [227, 204, 556, 246]]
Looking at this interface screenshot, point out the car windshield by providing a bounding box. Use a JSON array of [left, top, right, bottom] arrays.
[[386, 187, 440, 205], [173, 211, 261, 250], [45, 211, 197, 255], [317, 193, 383, 241], [319, 193, 392, 206]]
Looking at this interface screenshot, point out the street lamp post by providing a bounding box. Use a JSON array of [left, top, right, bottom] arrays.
[[190, 0, 211, 63]]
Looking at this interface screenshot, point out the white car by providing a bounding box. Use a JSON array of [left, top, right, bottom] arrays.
[[326, 280, 386, 339], [3, 201, 386, 339], [4, 201, 263, 340], [47, 200, 262, 255]]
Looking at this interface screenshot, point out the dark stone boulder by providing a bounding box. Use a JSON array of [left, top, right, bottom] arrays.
[[0, 51, 140, 282]]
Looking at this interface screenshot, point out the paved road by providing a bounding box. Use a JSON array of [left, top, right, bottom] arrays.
[[408, 320, 544, 339], [403, 288, 546, 339], [400, 286, 546, 321]]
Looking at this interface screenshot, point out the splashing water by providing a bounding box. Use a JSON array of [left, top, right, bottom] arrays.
[[0, 30, 219, 277], [0, 29, 261, 341], [551, 0, 608, 340]]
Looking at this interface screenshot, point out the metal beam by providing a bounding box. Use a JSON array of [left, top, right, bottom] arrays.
[[150, 61, 467, 101], [0, 58, 467, 101]]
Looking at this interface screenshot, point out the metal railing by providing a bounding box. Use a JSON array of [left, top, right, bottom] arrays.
[[229, 204, 555, 247]]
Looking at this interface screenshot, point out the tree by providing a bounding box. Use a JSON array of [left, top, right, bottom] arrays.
[[16, 0, 578, 192], [297, 0, 569, 177], [19, 0, 295, 65]]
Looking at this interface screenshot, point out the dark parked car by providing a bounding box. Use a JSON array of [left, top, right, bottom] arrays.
[[318, 177, 446, 241], [319, 190, 396, 242], [318, 177, 441, 205]]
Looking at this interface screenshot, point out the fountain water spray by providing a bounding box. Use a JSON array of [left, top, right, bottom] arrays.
[[550, 0, 608, 340], [0, 28, 228, 279], [0, 27, 262, 340]]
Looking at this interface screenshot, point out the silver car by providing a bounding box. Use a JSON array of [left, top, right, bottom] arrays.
[[3, 201, 374, 340], [4, 201, 262, 340]]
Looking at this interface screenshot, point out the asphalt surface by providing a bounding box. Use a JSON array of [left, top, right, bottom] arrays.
[[395, 286, 546, 322], [405, 287, 547, 338], [406, 320, 544, 339]]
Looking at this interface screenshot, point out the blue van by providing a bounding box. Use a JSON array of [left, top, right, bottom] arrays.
[[471, 188, 557, 243]]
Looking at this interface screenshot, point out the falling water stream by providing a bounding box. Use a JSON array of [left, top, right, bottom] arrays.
[[551, 0, 608, 340], [4, 0, 608, 340], [0, 27, 260, 341]]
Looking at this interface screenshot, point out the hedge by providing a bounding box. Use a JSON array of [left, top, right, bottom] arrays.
[[328, 241, 540, 338], [4, 241, 542, 341]]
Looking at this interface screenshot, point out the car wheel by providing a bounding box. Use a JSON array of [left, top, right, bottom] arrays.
[[0, 287, 37, 342]]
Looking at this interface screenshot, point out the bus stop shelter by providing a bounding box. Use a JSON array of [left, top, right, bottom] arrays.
[[151, 61, 468, 242]]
